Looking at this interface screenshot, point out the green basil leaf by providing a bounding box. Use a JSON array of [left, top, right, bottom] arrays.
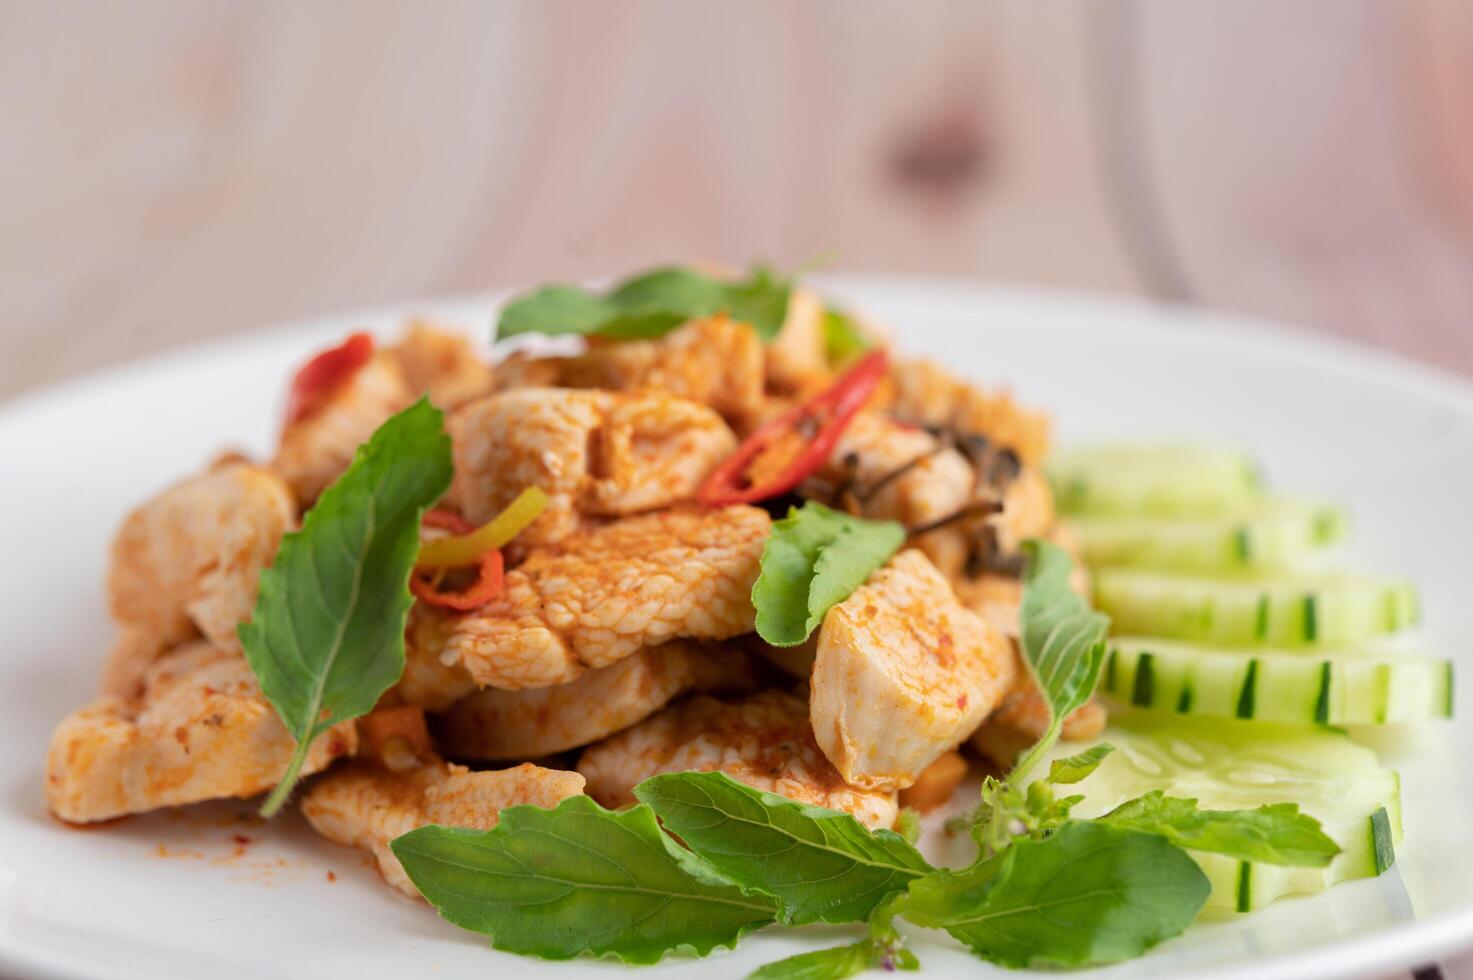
[[1101, 791, 1341, 867], [752, 502, 905, 647], [391, 796, 776, 965], [497, 265, 791, 342], [1046, 744, 1115, 785], [895, 821, 1209, 969], [748, 943, 872, 980], [1011, 540, 1111, 778], [635, 771, 931, 925], [823, 307, 871, 365], [240, 399, 452, 816]]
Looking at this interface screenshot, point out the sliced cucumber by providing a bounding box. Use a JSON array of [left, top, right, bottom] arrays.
[[1068, 499, 1346, 573], [1041, 711, 1402, 912], [1102, 637, 1454, 725], [1093, 569, 1418, 648], [1050, 445, 1262, 516]]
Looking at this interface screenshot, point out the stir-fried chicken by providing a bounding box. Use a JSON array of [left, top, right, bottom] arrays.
[[883, 358, 1051, 468], [495, 318, 766, 434], [46, 642, 357, 823], [803, 411, 1055, 581], [437, 640, 756, 760], [273, 352, 412, 505], [448, 388, 735, 542], [579, 690, 897, 829], [764, 288, 828, 393], [811, 550, 1016, 791], [302, 758, 585, 897], [104, 462, 294, 698], [411, 506, 770, 690], [388, 321, 493, 410]]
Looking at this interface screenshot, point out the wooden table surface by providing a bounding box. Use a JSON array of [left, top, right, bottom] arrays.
[[2, 3, 1470, 976]]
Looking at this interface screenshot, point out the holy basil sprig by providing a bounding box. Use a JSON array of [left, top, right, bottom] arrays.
[[751, 502, 905, 646], [393, 795, 776, 964], [1100, 791, 1339, 867], [634, 771, 932, 925], [894, 821, 1210, 969], [497, 265, 792, 342], [1009, 538, 1112, 782], [240, 399, 452, 816]]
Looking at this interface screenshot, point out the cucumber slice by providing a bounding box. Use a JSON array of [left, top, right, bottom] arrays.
[[1041, 711, 1402, 912], [1050, 445, 1261, 516], [1093, 569, 1418, 647], [1068, 499, 1346, 573], [1102, 637, 1454, 725]]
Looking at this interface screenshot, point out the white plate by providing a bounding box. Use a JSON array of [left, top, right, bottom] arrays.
[[1, 278, 1470, 980]]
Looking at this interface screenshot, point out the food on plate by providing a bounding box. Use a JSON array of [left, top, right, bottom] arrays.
[[47, 641, 356, 823], [578, 690, 899, 829], [43, 266, 1449, 974]]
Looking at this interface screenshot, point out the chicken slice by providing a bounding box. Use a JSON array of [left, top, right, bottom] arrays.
[[578, 691, 896, 829], [272, 351, 412, 505], [495, 317, 766, 434], [764, 287, 829, 393], [388, 321, 493, 410], [448, 388, 735, 543], [811, 550, 1017, 792], [392, 603, 480, 711], [46, 642, 357, 823], [883, 358, 1051, 467], [104, 462, 294, 698], [301, 758, 585, 897], [437, 640, 757, 760], [415, 505, 770, 690]]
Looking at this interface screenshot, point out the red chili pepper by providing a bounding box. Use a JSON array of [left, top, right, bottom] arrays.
[[284, 332, 375, 427], [411, 509, 506, 610], [697, 348, 889, 506]]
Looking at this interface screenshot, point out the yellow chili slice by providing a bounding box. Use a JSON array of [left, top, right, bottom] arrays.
[[415, 486, 549, 570]]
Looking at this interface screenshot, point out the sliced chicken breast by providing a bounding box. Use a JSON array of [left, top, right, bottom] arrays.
[[437, 640, 756, 760], [273, 351, 412, 505], [301, 758, 585, 897], [578, 690, 897, 829], [412, 505, 769, 690], [448, 387, 735, 543], [388, 321, 493, 410], [811, 549, 1017, 792], [46, 642, 356, 823], [493, 317, 766, 434], [104, 462, 294, 697]]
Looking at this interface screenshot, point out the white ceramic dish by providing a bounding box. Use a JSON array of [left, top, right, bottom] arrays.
[[1, 278, 1469, 980]]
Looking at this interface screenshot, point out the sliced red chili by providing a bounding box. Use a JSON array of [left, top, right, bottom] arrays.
[[284, 332, 375, 427], [411, 508, 505, 610], [411, 549, 504, 610], [697, 348, 890, 506]]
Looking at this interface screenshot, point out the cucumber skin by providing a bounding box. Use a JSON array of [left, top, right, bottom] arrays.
[[1093, 570, 1419, 648], [1068, 501, 1346, 573], [1103, 638, 1455, 726], [1050, 446, 1262, 517]]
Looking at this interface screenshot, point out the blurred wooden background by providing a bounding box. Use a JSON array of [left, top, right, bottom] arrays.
[[3, 0, 1473, 401]]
